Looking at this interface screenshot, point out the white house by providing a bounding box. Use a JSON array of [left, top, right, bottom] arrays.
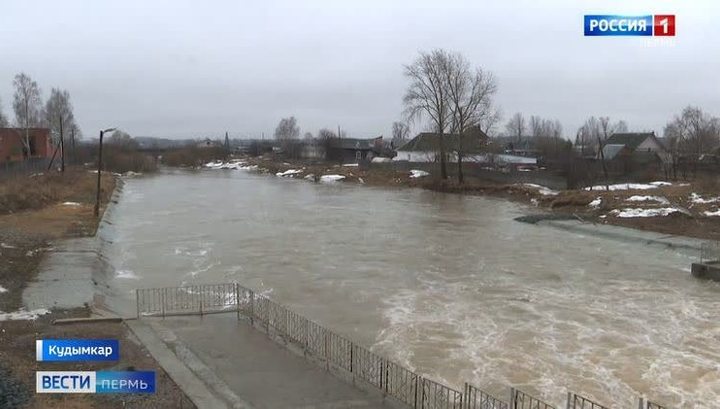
[[394, 132, 536, 165]]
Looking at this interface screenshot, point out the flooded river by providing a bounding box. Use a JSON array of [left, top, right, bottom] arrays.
[[101, 169, 717, 408]]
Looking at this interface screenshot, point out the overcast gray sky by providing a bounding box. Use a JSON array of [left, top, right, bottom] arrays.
[[0, 0, 718, 140]]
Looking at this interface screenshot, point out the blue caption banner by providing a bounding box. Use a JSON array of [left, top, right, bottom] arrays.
[[36, 339, 119, 362], [36, 371, 156, 393], [584, 15, 653, 36]]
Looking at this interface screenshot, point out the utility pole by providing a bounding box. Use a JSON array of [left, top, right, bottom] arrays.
[[60, 116, 65, 173], [94, 128, 116, 217]]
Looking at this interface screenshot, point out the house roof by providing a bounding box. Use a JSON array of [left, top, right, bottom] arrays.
[[601, 144, 628, 160], [329, 137, 382, 150], [605, 132, 655, 151], [398, 132, 487, 153]]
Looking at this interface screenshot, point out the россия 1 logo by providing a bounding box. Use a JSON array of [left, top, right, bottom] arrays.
[[584, 15, 675, 36]]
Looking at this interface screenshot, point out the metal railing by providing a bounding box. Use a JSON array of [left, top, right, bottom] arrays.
[[135, 283, 676, 409], [510, 388, 555, 409], [638, 398, 669, 409], [700, 241, 720, 263], [568, 393, 609, 409], [465, 383, 507, 409]]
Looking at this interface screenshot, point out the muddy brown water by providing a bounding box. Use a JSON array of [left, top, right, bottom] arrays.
[[100, 169, 716, 408]]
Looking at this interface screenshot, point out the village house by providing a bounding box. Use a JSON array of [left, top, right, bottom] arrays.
[[600, 132, 668, 175], [394, 132, 537, 166], [0, 128, 53, 163], [326, 136, 383, 163]]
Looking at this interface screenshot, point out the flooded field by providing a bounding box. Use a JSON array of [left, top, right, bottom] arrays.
[[101, 169, 716, 408]]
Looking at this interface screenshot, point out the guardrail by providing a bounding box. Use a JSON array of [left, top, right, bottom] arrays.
[[700, 241, 720, 263], [136, 283, 677, 409]]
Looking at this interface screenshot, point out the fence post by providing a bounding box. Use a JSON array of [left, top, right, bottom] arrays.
[[384, 360, 389, 396], [566, 392, 572, 409], [509, 387, 515, 409], [638, 397, 644, 409], [463, 383, 468, 409], [234, 283, 240, 321], [324, 330, 330, 371], [414, 375, 419, 409], [135, 289, 140, 319], [249, 290, 255, 326], [161, 289, 166, 319], [199, 287, 204, 316]]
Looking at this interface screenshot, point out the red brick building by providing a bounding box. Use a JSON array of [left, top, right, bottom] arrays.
[[0, 128, 54, 163]]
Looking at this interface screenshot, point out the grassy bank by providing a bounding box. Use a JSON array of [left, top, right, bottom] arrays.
[[0, 169, 195, 409]]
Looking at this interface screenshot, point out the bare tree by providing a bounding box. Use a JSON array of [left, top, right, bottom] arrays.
[[445, 52, 497, 183], [478, 107, 502, 136], [403, 49, 452, 179], [391, 121, 410, 147], [12, 73, 43, 158], [274, 116, 300, 141], [0, 97, 9, 127], [318, 128, 337, 161], [303, 131, 313, 140], [664, 106, 720, 177], [45, 88, 75, 171], [505, 112, 526, 143]]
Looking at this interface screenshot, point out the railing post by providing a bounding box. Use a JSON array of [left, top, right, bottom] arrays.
[[234, 283, 240, 321], [509, 387, 515, 409], [161, 289, 166, 319], [638, 397, 644, 409], [566, 392, 572, 409], [249, 290, 255, 326], [324, 330, 330, 371], [384, 360, 389, 396], [135, 289, 140, 319], [414, 375, 419, 409], [463, 383, 468, 409], [199, 287, 204, 317]]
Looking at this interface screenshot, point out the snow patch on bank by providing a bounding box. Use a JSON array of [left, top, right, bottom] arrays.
[[704, 209, 720, 217], [320, 174, 345, 182], [588, 198, 602, 208], [0, 308, 50, 321], [626, 195, 670, 205], [690, 193, 720, 204], [610, 208, 681, 218], [522, 183, 559, 196], [0, 285, 8, 293], [276, 169, 302, 177], [62, 201, 82, 206], [409, 169, 429, 178]]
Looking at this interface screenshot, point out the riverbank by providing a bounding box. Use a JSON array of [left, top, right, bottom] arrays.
[[203, 156, 720, 241], [0, 168, 193, 408]]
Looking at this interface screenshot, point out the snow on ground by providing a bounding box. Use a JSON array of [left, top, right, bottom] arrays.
[[610, 208, 681, 218], [304, 174, 315, 180], [371, 157, 391, 163], [320, 174, 345, 182], [0, 285, 7, 293], [626, 195, 670, 205], [585, 183, 658, 191], [342, 163, 359, 167], [0, 308, 50, 321], [62, 201, 82, 206], [522, 183, 559, 196], [704, 209, 720, 217], [409, 169, 430, 178], [276, 169, 303, 177], [0, 243, 17, 249], [690, 193, 720, 204], [588, 198, 602, 208]]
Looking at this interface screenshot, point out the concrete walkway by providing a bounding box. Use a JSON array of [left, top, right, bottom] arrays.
[[23, 237, 102, 310], [143, 314, 398, 409]]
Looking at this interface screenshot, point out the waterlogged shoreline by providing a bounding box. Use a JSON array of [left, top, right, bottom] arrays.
[[196, 156, 720, 241]]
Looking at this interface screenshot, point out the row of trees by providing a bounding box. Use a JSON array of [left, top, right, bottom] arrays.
[[0, 72, 80, 167]]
